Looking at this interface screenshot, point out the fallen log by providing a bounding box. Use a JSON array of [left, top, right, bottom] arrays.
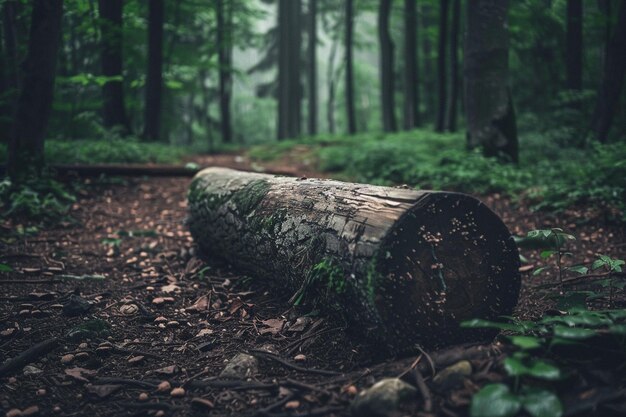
[[187, 168, 520, 353]]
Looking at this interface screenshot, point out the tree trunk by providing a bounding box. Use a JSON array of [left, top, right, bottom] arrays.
[[327, 35, 338, 135], [403, 0, 419, 129], [1, 1, 20, 143], [143, 0, 164, 141], [446, 0, 460, 132], [188, 168, 521, 353], [566, 0, 583, 92], [217, 0, 232, 143], [7, 0, 64, 180], [464, 0, 518, 163], [421, 4, 435, 120], [98, 0, 130, 133], [591, 1, 626, 143], [277, 0, 302, 140], [307, 0, 317, 136], [435, 0, 449, 132], [378, 0, 397, 132], [345, 0, 357, 135]]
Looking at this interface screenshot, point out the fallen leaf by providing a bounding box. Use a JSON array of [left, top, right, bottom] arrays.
[[191, 397, 214, 409], [161, 283, 180, 293], [186, 294, 210, 312], [288, 316, 312, 332], [65, 367, 96, 382], [154, 365, 179, 375], [260, 318, 286, 335], [128, 355, 145, 365]]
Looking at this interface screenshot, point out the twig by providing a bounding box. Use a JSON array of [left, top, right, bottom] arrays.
[[0, 337, 60, 377], [249, 349, 341, 376], [412, 367, 433, 413], [252, 393, 296, 417]]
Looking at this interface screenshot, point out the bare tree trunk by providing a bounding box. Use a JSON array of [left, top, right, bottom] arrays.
[[421, 4, 435, 121], [7, 0, 64, 179], [1, 1, 20, 143], [277, 0, 302, 140], [403, 0, 419, 129], [307, 0, 317, 136], [188, 168, 521, 353], [143, 0, 164, 141], [217, 0, 232, 143], [327, 35, 339, 134], [378, 0, 397, 132], [345, 0, 357, 134], [446, 0, 460, 132], [566, 0, 583, 92], [98, 0, 130, 133], [464, 0, 518, 162], [435, 0, 449, 132], [591, 1, 626, 143]]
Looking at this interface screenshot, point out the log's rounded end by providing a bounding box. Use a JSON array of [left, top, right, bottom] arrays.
[[372, 192, 520, 351]]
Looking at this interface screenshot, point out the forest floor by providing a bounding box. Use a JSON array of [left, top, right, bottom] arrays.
[[1, 154, 626, 417]]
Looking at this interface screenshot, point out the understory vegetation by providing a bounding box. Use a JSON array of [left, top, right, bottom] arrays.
[[249, 128, 626, 216]]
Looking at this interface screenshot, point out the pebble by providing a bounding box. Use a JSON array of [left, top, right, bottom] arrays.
[[128, 355, 144, 365], [166, 321, 180, 327], [120, 304, 138, 315], [170, 387, 185, 397], [432, 360, 472, 390], [351, 378, 417, 417], [157, 381, 171, 392], [345, 385, 358, 396], [36, 389, 46, 396], [75, 352, 89, 360], [154, 316, 167, 323], [293, 354, 306, 362], [284, 400, 300, 410], [78, 343, 88, 350], [138, 392, 149, 401], [60, 354, 75, 364], [155, 411, 165, 417], [23, 365, 42, 375], [220, 353, 258, 379], [6, 409, 21, 417]]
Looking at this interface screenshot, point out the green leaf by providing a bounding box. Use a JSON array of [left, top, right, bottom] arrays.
[[533, 266, 550, 276], [541, 250, 556, 259], [508, 335, 542, 350], [553, 325, 596, 340], [470, 384, 521, 417], [526, 359, 562, 380], [0, 263, 12, 272], [566, 265, 588, 275], [461, 319, 527, 333], [591, 259, 605, 270], [504, 357, 528, 377], [555, 291, 591, 310], [608, 324, 626, 335], [521, 388, 563, 417]]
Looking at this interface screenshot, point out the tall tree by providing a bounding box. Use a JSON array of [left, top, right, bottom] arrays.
[[143, 0, 164, 141], [446, 0, 460, 131], [345, 0, 356, 134], [464, 0, 518, 162], [308, 0, 317, 136], [566, 0, 583, 92], [98, 0, 130, 132], [277, 0, 302, 140], [421, 4, 434, 119], [217, 0, 233, 143], [591, 1, 626, 142], [403, 0, 419, 129], [7, 0, 64, 179], [435, 0, 449, 132], [1, 1, 20, 143], [378, 0, 396, 132]]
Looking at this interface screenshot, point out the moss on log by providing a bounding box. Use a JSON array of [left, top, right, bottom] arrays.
[[188, 168, 520, 353]]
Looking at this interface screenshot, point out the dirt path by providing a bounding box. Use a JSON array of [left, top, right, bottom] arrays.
[[1, 164, 625, 416]]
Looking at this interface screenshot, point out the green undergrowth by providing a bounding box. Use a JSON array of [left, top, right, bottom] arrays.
[[0, 138, 187, 165], [248, 130, 626, 215]]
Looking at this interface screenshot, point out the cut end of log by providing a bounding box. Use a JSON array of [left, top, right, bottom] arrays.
[[371, 193, 520, 350]]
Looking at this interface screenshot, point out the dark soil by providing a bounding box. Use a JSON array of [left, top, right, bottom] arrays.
[[1, 160, 625, 417]]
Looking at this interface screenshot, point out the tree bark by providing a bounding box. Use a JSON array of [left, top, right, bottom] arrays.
[[143, 0, 164, 141], [7, 0, 63, 179], [378, 0, 397, 132], [188, 168, 521, 353], [566, 0, 583, 92], [464, 0, 518, 162], [446, 0, 460, 132], [435, 0, 448, 132], [1, 1, 20, 144], [345, 0, 357, 135], [98, 0, 130, 133], [217, 0, 233, 143], [591, 0, 626, 143], [307, 0, 317, 136], [403, 0, 419, 129], [421, 4, 435, 120], [277, 0, 302, 140]]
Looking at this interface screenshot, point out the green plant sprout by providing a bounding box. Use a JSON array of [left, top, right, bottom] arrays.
[[592, 254, 625, 307]]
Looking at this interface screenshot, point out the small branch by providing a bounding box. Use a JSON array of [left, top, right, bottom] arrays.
[[412, 367, 433, 413], [0, 337, 60, 377], [249, 349, 341, 376]]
